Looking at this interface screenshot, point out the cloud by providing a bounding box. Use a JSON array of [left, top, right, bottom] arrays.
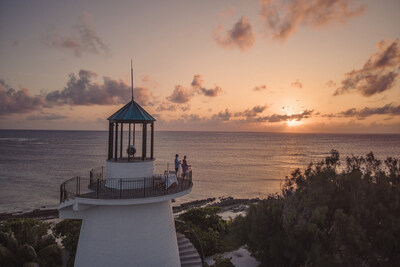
[[191, 75, 222, 97], [334, 39, 400, 97], [166, 85, 192, 104], [142, 74, 160, 88], [214, 17, 255, 51], [166, 75, 222, 104], [291, 79, 303, 88], [26, 112, 68, 121], [262, 110, 314, 123], [44, 12, 109, 57], [234, 105, 268, 118], [0, 80, 44, 115], [45, 69, 151, 106], [324, 104, 400, 119], [211, 109, 233, 121], [259, 0, 365, 40], [156, 101, 190, 112], [253, 85, 267, 91]]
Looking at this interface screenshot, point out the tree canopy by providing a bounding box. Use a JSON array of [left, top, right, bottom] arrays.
[[233, 150, 400, 266]]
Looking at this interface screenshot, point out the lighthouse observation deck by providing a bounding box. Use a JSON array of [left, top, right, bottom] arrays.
[[59, 168, 192, 203]]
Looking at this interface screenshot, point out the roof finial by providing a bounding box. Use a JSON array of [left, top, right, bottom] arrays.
[[131, 59, 134, 101]]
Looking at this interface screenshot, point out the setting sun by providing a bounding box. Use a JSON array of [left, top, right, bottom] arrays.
[[286, 119, 302, 127]]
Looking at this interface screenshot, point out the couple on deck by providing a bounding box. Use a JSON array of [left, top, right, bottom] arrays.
[[175, 154, 189, 179]]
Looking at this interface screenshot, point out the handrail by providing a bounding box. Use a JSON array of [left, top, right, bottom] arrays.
[[60, 169, 193, 203], [175, 219, 205, 265]]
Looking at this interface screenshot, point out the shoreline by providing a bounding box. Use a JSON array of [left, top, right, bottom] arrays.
[[0, 196, 261, 222]]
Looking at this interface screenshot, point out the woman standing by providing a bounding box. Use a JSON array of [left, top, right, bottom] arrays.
[[181, 155, 188, 179]]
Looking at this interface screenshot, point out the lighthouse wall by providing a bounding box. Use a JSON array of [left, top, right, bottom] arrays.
[[105, 160, 155, 189], [74, 200, 180, 267], [106, 160, 154, 179]]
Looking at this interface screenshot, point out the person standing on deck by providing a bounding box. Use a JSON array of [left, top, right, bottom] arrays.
[[175, 154, 181, 175], [182, 155, 188, 179]]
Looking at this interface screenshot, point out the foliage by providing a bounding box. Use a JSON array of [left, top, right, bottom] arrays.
[[53, 219, 81, 267], [0, 218, 62, 267], [177, 207, 228, 257], [204, 254, 235, 267], [232, 150, 400, 266]]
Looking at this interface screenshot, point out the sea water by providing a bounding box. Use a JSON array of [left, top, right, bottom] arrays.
[[0, 130, 399, 213]]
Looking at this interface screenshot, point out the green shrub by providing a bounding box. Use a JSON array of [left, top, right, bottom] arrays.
[[177, 207, 228, 257], [53, 219, 81, 267], [232, 150, 400, 266], [0, 218, 62, 267]]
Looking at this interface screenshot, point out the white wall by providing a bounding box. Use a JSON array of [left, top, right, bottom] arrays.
[[106, 160, 154, 179], [74, 200, 180, 267]]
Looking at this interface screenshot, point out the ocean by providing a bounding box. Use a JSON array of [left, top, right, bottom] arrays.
[[0, 130, 399, 213]]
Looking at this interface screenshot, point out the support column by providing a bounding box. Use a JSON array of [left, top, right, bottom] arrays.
[[128, 123, 131, 161], [115, 123, 118, 162], [133, 123, 135, 146], [150, 122, 154, 159], [120, 123, 123, 158], [108, 123, 114, 160], [142, 123, 147, 160]]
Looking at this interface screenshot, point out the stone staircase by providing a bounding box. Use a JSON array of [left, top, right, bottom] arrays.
[[177, 232, 203, 267]]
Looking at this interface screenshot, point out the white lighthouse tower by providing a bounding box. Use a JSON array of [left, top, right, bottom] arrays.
[[58, 64, 193, 267]]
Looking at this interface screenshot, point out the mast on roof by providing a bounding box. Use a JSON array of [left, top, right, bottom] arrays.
[[131, 59, 134, 100]]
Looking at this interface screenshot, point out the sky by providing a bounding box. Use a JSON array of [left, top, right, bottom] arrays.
[[0, 0, 399, 133]]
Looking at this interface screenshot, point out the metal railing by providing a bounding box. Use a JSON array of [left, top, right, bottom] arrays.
[[60, 169, 193, 203]]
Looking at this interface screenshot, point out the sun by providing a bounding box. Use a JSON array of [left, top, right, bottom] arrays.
[[286, 119, 302, 127]]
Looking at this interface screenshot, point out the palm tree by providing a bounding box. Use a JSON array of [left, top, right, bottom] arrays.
[[0, 218, 62, 267]]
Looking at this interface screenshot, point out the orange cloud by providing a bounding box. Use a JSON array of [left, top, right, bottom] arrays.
[[213, 17, 256, 51], [334, 39, 400, 97], [259, 0, 365, 40]]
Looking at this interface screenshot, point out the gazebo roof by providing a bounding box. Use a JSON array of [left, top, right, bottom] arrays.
[[108, 99, 156, 123]]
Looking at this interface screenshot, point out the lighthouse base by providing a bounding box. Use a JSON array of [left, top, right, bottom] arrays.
[[73, 201, 180, 267]]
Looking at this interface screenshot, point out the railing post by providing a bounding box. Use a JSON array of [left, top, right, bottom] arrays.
[[143, 178, 146, 197], [120, 179, 122, 199], [96, 179, 100, 198]]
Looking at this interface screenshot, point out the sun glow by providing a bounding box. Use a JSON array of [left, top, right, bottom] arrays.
[[286, 119, 302, 127]]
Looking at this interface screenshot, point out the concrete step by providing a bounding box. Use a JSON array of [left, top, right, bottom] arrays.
[[180, 259, 202, 267], [178, 240, 191, 247], [176, 232, 202, 267], [178, 244, 194, 252], [179, 249, 198, 257], [180, 254, 200, 262]]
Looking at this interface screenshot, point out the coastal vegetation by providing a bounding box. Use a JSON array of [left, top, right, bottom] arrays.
[[0, 218, 62, 267], [53, 219, 82, 267], [176, 207, 237, 266], [230, 150, 400, 266]]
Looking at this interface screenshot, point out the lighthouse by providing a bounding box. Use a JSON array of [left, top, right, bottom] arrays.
[[58, 64, 193, 266]]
